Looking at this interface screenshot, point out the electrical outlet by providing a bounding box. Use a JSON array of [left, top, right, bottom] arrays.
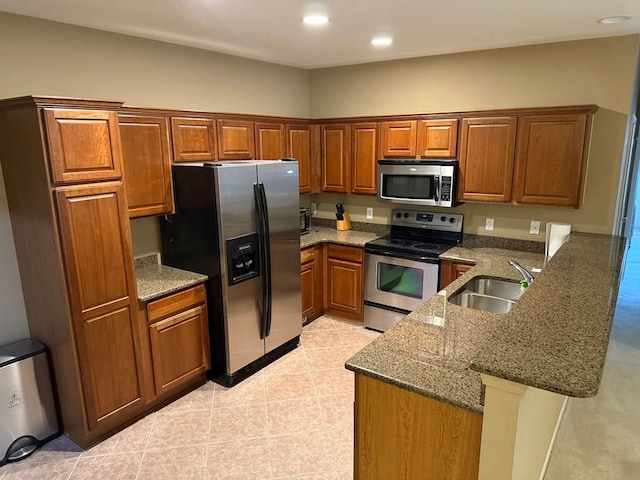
[[530, 220, 541, 235], [311, 202, 317, 214], [485, 218, 494, 231], [366, 207, 373, 219]]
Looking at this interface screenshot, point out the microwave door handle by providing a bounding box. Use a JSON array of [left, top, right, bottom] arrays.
[[434, 175, 440, 203]]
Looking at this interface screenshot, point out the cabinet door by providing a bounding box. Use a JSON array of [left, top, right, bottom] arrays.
[[287, 124, 312, 193], [119, 115, 174, 218], [301, 261, 315, 322], [351, 123, 379, 195], [417, 119, 458, 158], [439, 260, 473, 289], [149, 304, 209, 395], [382, 121, 417, 158], [255, 122, 285, 160], [326, 258, 363, 320], [44, 108, 123, 184], [170, 117, 217, 162], [458, 117, 517, 203], [512, 114, 589, 207], [56, 182, 143, 430], [217, 119, 255, 160], [321, 124, 350, 193]]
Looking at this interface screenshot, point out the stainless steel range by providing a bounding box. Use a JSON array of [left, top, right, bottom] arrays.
[[364, 209, 463, 332]]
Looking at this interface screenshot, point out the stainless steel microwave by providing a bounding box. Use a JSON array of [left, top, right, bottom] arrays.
[[377, 159, 459, 207]]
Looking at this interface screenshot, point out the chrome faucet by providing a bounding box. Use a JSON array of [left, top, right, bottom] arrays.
[[508, 260, 534, 285]]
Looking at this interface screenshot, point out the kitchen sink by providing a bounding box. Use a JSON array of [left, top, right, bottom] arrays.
[[448, 277, 523, 314]]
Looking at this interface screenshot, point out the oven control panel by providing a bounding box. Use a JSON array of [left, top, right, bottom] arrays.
[[392, 209, 463, 232]]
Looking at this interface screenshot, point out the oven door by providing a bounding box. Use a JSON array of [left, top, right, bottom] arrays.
[[364, 252, 439, 330]]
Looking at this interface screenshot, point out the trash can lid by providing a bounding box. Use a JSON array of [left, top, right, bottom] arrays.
[[0, 339, 47, 368]]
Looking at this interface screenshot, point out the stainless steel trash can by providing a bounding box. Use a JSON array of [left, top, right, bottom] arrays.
[[0, 339, 59, 466]]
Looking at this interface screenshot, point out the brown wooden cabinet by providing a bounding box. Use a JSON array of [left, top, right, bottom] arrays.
[[217, 119, 255, 160], [321, 124, 350, 193], [119, 114, 174, 218], [382, 120, 417, 158], [355, 374, 482, 479], [44, 108, 123, 184], [170, 117, 217, 162], [417, 119, 458, 158], [439, 259, 473, 289], [146, 285, 210, 396], [458, 116, 517, 203], [301, 246, 323, 324], [287, 124, 313, 193], [325, 244, 364, 322], [255, 122, 285, 160], [351, 123, 379, 195], [513, 113, 590, 207]]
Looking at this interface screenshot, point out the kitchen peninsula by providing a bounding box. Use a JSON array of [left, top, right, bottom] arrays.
[[347, 232, 625, 480]]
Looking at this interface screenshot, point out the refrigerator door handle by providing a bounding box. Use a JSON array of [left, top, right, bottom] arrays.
[[254, 182, 272, 339]]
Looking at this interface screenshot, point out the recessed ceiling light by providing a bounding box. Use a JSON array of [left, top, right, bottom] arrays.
[[598, 15, 632, 24], [371, 37, 393, 47], [302, 15, 329, 25]]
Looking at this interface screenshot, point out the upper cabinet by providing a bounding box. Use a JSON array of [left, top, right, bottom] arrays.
[[381, 120, 417, 158], [170, 117, 217, 162], [255, 122, 285, 160], [119, 115, 174, 218], [287, 124, 313, 193], [417, 119, 458, 158], [458, 116, 517, 203], [44, 108, 123, 184], [351, 123, 379, 195], [512, 113, 590, 207], [321, 124, 350, 193], [217, 119, 255, 160]]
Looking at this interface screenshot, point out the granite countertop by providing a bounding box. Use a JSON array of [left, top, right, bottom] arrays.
[[300, 224, 384, 249], [136, 264, 208, 302], [346, 232, 625, 414]]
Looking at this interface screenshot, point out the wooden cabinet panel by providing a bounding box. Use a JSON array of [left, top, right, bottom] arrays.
[[119, 115, 174, 218], [170, 117, 217, 162], [417, 119, 458, 158], [217, 119, 255, 160], [458, 117, 517, 203], [355, 374, 482, 480], [351, 123, 379, 195], [55, 182, 143, 430], [255, 122, 285, 160], [321, 124, 350, 193], [149, 304, 209, 395], [439, 259, 473, 289], [326, 244, 363, 321], [301, 246, 323, 323], [44, 108, 123, 184], [382, 120, 417, 158], [287, 124, 312, 193], [513, 114, 588, 207]]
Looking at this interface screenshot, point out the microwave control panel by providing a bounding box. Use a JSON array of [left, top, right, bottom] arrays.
[[440, 176, 452, 203]]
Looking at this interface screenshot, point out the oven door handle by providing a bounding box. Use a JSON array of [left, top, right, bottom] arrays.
[[365, 250, 441, 264]]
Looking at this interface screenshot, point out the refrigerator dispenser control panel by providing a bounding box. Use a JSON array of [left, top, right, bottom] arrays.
[[226, 233, 260, 285]]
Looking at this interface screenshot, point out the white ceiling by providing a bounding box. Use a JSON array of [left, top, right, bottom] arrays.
[[1, 0, 639, 69]]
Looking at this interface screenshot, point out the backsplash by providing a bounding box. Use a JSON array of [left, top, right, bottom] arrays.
[[134, 253, 160, 269]]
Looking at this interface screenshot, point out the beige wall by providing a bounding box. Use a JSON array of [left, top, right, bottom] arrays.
[[309, 36, 640, 239], [0, 12, 310, 344]]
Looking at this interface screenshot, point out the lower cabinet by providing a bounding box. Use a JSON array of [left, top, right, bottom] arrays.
[[301, 245, 323, 324], [325, 244, 364, 322], [440, 259, 473, 289], [354, 374, 482, 479], [145, 285, 210, 397]]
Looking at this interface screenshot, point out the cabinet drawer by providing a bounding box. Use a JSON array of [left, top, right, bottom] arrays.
[[147, 284, 206, 323], [301, 247, 315, 264], [326, 244, 363, 263]]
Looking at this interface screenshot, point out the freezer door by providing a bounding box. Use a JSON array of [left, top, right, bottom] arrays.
[[215, 164, 265, 374], [257, 161, 302, 353]]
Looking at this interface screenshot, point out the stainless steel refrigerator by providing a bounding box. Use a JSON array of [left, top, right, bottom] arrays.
[[160, 160, 301, 386]]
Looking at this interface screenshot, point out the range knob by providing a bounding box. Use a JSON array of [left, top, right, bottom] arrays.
[[440, 216, 447, 222], [396, 212, 402, 218], [403, 212, 410, 218], [449, 217, 456, 223]]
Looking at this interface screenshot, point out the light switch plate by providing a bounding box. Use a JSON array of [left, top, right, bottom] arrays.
[[530, 220, 541, 235], [485, 218, 494, 231], [366, 207, 373, 219]]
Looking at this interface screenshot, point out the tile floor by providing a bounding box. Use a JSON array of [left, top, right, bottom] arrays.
[[0, 317, 379, 480]]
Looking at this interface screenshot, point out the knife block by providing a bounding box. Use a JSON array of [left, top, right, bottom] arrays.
[[336, 212, 351, 231]]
